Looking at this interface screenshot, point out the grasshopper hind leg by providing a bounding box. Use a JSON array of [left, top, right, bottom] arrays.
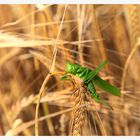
[[87, 82, 99, 98], [87, 82, 113, 110]]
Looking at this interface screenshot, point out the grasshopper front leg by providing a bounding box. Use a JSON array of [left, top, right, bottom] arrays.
[[61, 74, 71, 80]]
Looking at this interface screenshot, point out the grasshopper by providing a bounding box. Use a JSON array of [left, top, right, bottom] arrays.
[[61, 60, 121, 109]]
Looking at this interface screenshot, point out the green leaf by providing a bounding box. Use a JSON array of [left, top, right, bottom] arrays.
[[93, 76, 121, 96], [84, 60, 108, 83]]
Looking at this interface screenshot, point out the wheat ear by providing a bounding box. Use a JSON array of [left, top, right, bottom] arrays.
[[71, 84, 85, 136]]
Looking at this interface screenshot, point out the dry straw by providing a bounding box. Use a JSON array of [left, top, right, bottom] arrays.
[[0, 4, 140, 136]]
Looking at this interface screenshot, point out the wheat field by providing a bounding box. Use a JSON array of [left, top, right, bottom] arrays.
[[0, 4, 140, 136]]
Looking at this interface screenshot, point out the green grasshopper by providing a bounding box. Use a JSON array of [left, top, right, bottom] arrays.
[[61, 60, 121, 109]]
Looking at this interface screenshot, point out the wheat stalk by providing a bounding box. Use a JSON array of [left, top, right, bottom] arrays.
[[124, 5, 140, 46]]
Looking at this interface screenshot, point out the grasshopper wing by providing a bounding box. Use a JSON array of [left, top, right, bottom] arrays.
[[93, 76, 121, 96]]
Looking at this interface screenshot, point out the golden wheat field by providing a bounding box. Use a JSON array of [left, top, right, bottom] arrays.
[[0, 4, 140, 136]]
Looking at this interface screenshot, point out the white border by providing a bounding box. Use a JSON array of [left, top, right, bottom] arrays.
[[0, 136, 140, 140], [0, 0, 140, 4]]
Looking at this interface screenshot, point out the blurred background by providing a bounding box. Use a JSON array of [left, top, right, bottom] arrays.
[[0, 4, 140, 136]]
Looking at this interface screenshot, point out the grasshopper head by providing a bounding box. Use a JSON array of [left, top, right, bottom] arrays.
[[66, 63, 79, 74]]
